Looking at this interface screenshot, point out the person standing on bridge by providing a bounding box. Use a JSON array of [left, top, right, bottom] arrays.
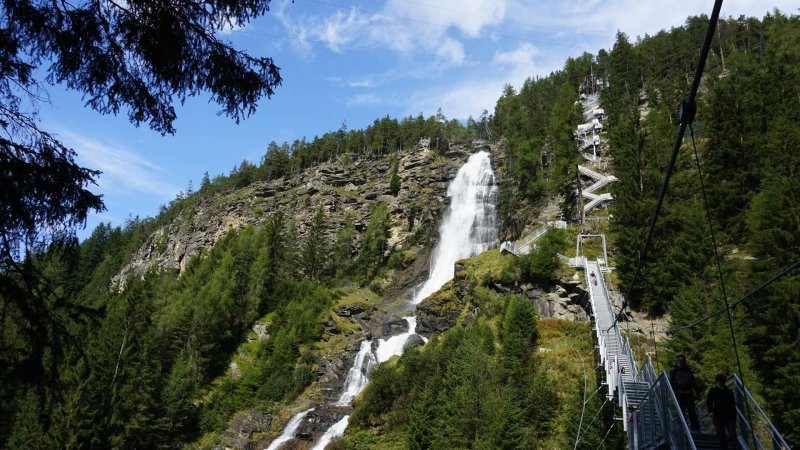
[[707, 373, 737, 449], [669, 355, 700, 431]]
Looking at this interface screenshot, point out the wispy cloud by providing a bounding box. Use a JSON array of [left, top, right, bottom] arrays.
[[504, 0, 799, 48], [274, 0, 794, 122], [346, 93, 383, 107], [346, 79, 376, 88], [57, 130, 179, 200], [273, 0, 507, 66], [408, 42, 541, 121], [383, 0, 506, 38]]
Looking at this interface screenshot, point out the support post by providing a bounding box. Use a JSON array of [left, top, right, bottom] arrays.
[[577, 165, 585, 225]]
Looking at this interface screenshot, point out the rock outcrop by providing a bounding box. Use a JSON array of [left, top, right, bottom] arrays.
[[416, 274, 591, 337], [522, 281, 589, 322], [218, 411, 273, 449], [113, 142, 506, 288]]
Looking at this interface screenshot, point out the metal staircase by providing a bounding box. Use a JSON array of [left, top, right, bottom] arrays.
[[581, 257, 792, 450], [571, 76, 789, 450], [578, 165, 617, 214], [499, 220, 567, 256]]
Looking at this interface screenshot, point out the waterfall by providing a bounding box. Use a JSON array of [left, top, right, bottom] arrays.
[[265, 407, 314, 450], [335, 341, 376, 406], [311, 415, 349, 450], [375, 316, 421, 363], [336, 316, 423, 406], [413, 151, 499, 304], [269, 151, 498, 449]]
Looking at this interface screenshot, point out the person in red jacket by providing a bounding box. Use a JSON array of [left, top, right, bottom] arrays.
[[707, 373, 738, 449]]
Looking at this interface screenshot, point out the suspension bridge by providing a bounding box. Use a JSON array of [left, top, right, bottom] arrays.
[[501, 1, 793, 445], [578, 255, 791, 449]]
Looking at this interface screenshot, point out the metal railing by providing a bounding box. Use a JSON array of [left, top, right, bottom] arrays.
[[583, 257, 791, 450], [628, 357, 697, 450], [503, 221, 569, 256], [730, 374, 791, 450]]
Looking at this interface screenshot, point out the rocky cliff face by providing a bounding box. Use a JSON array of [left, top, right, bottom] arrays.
[[113, 142, 505, 287]]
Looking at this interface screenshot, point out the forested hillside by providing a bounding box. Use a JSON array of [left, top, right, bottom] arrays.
[[0, 129, 484, 447], [1, 9, 797, 450]]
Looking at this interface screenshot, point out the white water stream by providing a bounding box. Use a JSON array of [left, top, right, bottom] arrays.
[[335, 340, 376, 406], [266, 151, 498, 449], [311, 415, 349, 450], [264, 408, 314, 450]]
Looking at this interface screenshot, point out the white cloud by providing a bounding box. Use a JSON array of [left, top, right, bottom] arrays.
[[492, 43, 537, 70], [273, 1, 314, 57], [435, 37, 466, 65], [317, 8, 371, 52], [347, 79, 375, 88], [384, 0, 507, 38], [504, 0, 799, 50], [58, 130, 179, 200], [408, 42, 541, 120], [411, 79, 505, 121], [273, 0, 508, 66], [347, 93, 383, 107]]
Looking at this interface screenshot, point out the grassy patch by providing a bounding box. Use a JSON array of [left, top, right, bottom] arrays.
[[534, 319, 601, 449], [334, 428, 407, 450], [335, 287, 380, 308], [333, 186, 363, 199], [536, 319, 595, 379], [459, 249, 513, 285]]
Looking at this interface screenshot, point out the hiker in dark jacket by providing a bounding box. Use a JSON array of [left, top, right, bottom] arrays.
[[669, 355, 700, 430], [707, 373, 737, 449]]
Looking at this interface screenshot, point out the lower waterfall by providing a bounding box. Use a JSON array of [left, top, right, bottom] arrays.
[[267, 151, 498, 449]]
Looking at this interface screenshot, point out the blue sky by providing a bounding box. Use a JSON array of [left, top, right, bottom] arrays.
[[33, 0, 795, 239]]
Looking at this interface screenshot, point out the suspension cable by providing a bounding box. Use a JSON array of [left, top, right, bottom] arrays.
[[688, 124, 745, 379], [576, 398, 611, 445], [596, 422, 616, 449], [582, 384, 606, 408], [663, 259, 799, 334], [607, 0, 724, 331]]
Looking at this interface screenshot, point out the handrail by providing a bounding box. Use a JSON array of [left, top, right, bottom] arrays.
[[519, 224, 549, 248], [628, 361, 697, 450], [507, 222, 568, 256], [730, 374, 791, 450], [618, 367, 629, 430], [638, 371, 664, 446], [663, 371, 698, 450], [578, 164, 606, 180], [577, 257, 799, 450]]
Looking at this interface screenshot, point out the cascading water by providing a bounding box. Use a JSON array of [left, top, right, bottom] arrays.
[[267, 151, 498, 449], [265, 408, 314, 450], [375, 316, 420, 363], [336, 316, 423, 406], [311, 415, 349, 450], [336, 341, 376, 406], [413, 151, 499, 303]]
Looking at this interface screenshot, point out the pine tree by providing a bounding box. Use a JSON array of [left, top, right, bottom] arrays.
[[389, 164, 401, 196], [332, 220, 356, 279], [501, 295, 538, 380], [355, 203, 390, 281], [300, 207, 328, 280], [407, 383, 437, 450], [496, 385, 529, 450]]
